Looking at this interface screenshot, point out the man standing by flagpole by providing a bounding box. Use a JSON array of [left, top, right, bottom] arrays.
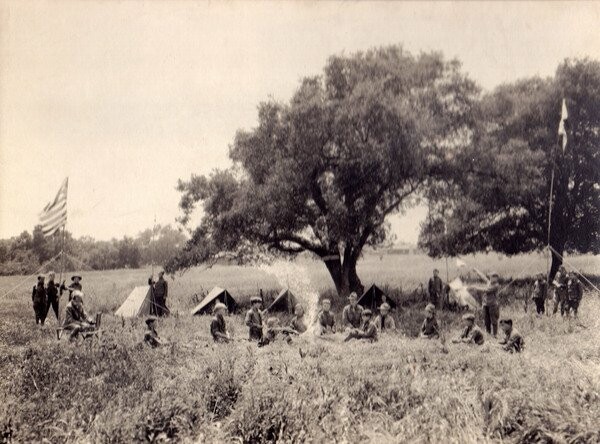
[[39, 177, 68, 320]]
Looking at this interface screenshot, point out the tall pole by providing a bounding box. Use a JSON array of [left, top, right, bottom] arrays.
[[546, 161, 556, 280], [58, 225, 66, 285]]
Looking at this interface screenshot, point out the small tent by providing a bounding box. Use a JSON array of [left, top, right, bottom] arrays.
[[191, 286, 237, 315], [265, 289, 297, 314], [358, 284, 397, 311], [448, 277, 478, 310], [115, 286, 153, 318]]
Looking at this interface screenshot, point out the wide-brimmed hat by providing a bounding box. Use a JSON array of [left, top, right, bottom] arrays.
[[425, 303, 436, 313], [462, 313, 475, 322], [499, 319, 513, 327], [362, 308, 373, 316], [380, 302, 391, 311], [250, 296, 262, 304], [71, 291, 84, 302], [71, 275, 82, 281], [145, 316, 158, 325]]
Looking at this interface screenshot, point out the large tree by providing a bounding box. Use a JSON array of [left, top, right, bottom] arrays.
[[169, 46, 478, 295], [420, 59, 600, 279]]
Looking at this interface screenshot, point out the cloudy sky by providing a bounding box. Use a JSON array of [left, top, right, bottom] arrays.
[[1, 1, 598, 243]]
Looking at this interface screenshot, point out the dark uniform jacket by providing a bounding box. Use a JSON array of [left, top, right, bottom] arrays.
[[33, 282, 47, 303], [317, 310, 335, 329], [482, 284, 499, 307], [47, 280, 59, 300], [553, 273, 568, 300], [210, 314, 228, 342], [342, 304, 363, 328], [460, 324, 484, 345], [144, 328, 161, 348], [532, 280, 547, 301], [421, 316, 439, 338], [154, 278, 168, 299], [567, 279, 583, 302], [245, 309, 263, 340], [359, 320, 378, 342], [501, 329, 524, 353], [428, 276, 444, 299]]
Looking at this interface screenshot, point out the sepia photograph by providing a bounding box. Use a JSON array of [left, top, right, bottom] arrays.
[[0, 1, 599, 442]]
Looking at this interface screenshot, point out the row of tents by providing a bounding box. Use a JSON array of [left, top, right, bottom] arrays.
[[114, 284, 397, 318]]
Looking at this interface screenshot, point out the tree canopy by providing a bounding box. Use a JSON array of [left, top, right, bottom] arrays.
[[419, 58, 600, 277], [170, 46, 479, 295]]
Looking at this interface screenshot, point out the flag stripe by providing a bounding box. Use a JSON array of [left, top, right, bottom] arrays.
[[40, 178, 68, 237], [40, 201, 67, 222]]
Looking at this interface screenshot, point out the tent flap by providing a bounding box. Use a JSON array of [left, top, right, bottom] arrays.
[[357, 284, 396, 311], [115, 286, 153, 318]]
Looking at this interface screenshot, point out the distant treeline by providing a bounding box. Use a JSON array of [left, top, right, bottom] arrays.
[[0, 225, 187, 276]]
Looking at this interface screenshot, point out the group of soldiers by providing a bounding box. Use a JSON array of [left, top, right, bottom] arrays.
[[31, 272, 82, 326], [531, 266, 583, 317]]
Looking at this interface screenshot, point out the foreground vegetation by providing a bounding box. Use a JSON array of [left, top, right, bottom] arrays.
[[0, 253, 599, 443]]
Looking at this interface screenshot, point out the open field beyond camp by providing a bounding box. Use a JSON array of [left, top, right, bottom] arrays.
[[1, 253, 599, 443]]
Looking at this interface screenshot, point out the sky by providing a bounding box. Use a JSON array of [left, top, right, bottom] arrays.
[[1, 1, 599, 244]]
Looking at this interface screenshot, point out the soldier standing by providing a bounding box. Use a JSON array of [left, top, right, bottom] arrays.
[[45, 271, 60, 322], [566, 272, 583, 318], [428, 269, 444, 308], [245, 296, 264, 341], [151, 271, 169, 316], [61, 275, 83, 301], [551, 266, 568, 316], [32, 275, 47, 325], [341, 292, 363, 330], [531, 273, 547, 316]]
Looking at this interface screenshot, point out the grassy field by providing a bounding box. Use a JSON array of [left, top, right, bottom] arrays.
[[0, 252, 599, 443]]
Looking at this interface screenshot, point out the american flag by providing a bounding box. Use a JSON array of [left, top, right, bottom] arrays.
[[40, 178, 68, 236]]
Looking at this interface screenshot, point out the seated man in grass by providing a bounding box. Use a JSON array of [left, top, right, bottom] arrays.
[[344, 309, 378, 343], [419, 303, 440, 339], [374, 302, 396, 332], [341, 292, 363, 331], [287, 304, 307, 334], [144, 316, 164, 348], [498, 319, 524, 353], [316, 299, 336, 334], [62, 291, 95, 341], [210, 302, 230, 343], [452, 313, 484, 345]]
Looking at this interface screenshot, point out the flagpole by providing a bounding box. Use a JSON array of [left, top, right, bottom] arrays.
[[546, 159, 555, 279]]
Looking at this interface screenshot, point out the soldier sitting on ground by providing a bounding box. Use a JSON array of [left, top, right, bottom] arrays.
[[566, 272, 583, 318], [341, 292, 363, 331], [498, 319, 524, 353], [245, 296, 264, 341], [62, 291, 95, 341], [316, 299, 336, 334], [452, 313, 484, 345], [419, 303, 440, 339], [344, 309, 378, 342], [374, 302, 396, 332], [144, 316, 164, 348], [288, 304, 307, 334], [210, 302, 230, 343]]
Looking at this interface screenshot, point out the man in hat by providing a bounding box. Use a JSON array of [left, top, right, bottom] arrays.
[[551, 266, 569, 316], [288, 304, 307, 334], [344, 309, 378, 342], [32, 275, 47, 325], [566, 272, 583, 318], [317, 299, 336, 334], [452, 313, 484, 345], [374, 302, 396, 332], [428, 269, 444, 308], [341, 292, 363, 331], [45, 271, 61, 322], [210, 302, 230, 343], [531, 273, 548, 316], [499, 319, 524, 353], [61, 275, 83, 301], [419, 303, 439, 339], [62, 291, 95, 341], [151, 271, 169, 317], [144, 316, 164, 348], [245, 296, 264, 341]]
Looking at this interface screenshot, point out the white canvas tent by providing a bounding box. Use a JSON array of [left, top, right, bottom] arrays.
[[191, 286, 237, 315], [448, 278, 478, 310], [115, 286, 153, 317]]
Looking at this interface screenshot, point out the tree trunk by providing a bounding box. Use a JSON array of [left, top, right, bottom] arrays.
[[323, 255, 363, 297]]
